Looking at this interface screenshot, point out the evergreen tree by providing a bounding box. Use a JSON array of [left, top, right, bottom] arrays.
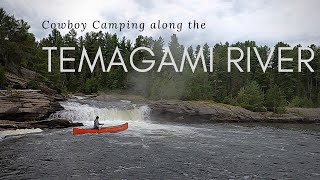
[[265, 85, 286, 113], [1, 7, 320, 110], [236, 81, 265, 112]]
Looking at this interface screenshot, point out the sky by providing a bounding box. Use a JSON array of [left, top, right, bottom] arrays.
[[1, 0, 320, 46]]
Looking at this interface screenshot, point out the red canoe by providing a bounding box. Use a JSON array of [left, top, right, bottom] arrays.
[[73, 123, 128, 135]]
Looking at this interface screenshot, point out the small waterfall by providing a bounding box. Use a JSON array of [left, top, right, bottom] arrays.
[[50, 101, 151, 126]]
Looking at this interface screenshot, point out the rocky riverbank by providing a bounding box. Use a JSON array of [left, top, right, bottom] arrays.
[[150, 101, 320, 123], [0, 90, 82, 130], [1, 91, 319, 131], [0, 119, 83, 130], [93, 94, 320, 123]]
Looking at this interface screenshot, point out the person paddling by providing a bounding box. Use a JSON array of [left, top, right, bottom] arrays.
[[93, 116, 104, 129]]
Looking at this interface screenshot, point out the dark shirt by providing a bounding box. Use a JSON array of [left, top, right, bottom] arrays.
[[94, 118, 101, 129]]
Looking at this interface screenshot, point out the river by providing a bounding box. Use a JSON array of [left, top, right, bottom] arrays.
[[1, 98, 320, 179]]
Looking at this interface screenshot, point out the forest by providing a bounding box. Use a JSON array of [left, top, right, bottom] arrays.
[[1, 8, 320, 113]]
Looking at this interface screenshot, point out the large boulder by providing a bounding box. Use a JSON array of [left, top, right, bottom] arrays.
[[0, 90, 63, 121], [0, 118, 83, 130], [27, 118, 83, 129], [149, 101, 264, 123], [149, 100, 320, 123], [4, 72, 28, 89], [20, 67, 36, 80]]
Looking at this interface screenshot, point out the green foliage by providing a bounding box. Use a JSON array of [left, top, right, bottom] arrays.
[[318, 91, 320, 107], [0, 65, 5, 87], [265, 85, 286, 113], [222, 96, 237, 106], [1, 8, 320, 114], [182, 70, 212, 100], [26, 80, 40, 89], [0, 8, 36, 69], [236, 81, 265, 112], [289, 96, 314, 108], [84, 78, 99, 94]]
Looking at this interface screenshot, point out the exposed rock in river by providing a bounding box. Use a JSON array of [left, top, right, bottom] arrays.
[[0, 90, 82, 130], [0, 119, 83, 130], [149, 101, 320, 123], [0, 66, 80, 131], [0, 90, 63, 121], [90, 94, 320, 123], [150, 101, 261, 122]]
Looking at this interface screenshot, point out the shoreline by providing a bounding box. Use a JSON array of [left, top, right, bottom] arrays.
[[1, 92, 320, 132], [0, 90, 82, 131], [92, 93, 320, 124]]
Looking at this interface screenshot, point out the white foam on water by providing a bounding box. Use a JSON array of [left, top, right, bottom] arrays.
[[50, 101, 151, 127], [72, 95, 86, 100], [49, 100, 208, 140], [120, 100, 131, 103], [0, 128, 43, 140]]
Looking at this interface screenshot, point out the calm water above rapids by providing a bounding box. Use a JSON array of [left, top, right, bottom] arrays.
[[0, 99, 320, 179]]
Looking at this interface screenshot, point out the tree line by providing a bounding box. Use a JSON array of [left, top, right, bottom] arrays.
[[1, 8, 320, 112]]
